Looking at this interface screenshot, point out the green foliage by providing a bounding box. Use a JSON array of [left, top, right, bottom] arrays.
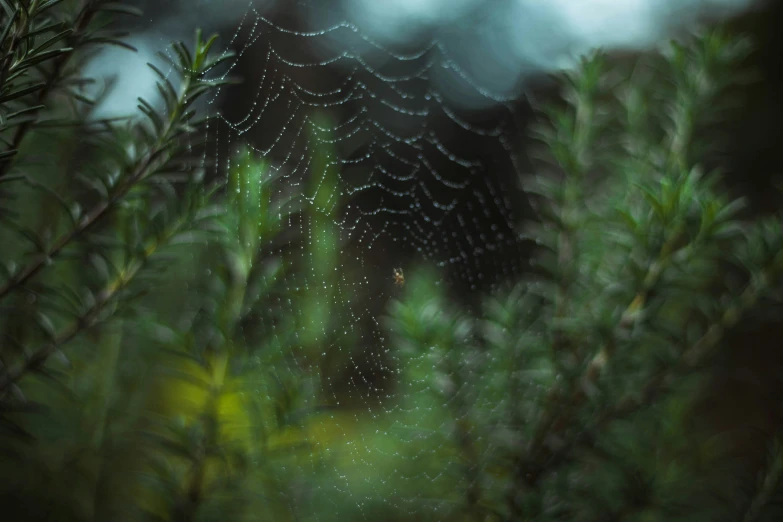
[[0, 22, 234, 398], [385, 27, 783, 522], [0, 3, 323, 521], [0, 5, 367, 521], [0, 0, 142, 166]]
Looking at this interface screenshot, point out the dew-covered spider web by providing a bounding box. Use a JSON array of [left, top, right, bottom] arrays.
[[110, 0, 757, 518], [196, 2, 529, 517], [211, 3, 530, 281]]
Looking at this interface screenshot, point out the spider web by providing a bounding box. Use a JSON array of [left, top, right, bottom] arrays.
[[127, 0, 755, 519], [211, 3, 528, 281], [192, 1, 530, 518]]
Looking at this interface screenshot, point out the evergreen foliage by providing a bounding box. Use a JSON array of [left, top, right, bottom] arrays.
[[385, 27, 783, 522], [0, 2, 780, 522]]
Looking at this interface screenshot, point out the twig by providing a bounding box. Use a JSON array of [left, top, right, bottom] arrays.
[[0, 0, 100, 180]]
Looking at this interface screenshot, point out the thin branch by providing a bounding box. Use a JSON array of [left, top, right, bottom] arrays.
[[0, 59, 194, 301], [519, 263, 778, 487], [0, 0, 100, 180], [0, 211, 192, 393]]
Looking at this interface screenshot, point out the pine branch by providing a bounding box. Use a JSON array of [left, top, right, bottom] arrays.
[[0, 0, 142, 180], [0, 205, 202, 394], [0, 0, 75, 165], [0, 31, 235, 301], [171, 353, 228, 522], [0, 31, 236, 396], [522, 253, 783, 487], [503, 28, 773, 520], [506, 56, 606, 518]]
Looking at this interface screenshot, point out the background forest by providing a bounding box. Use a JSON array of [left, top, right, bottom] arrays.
[[0, 1, 782, 522]]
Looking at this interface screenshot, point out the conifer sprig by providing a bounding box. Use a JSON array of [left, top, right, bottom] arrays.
[[0, 30, 235, 396], [0, 183, 220, 394], [0, 31, 232, 298], [386, 27, 783, 522], [0, 0, 143, 172], [0, 0, 72, 164]]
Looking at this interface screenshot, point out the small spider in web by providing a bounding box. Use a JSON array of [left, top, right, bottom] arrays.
[[392, 267, 405, 287]]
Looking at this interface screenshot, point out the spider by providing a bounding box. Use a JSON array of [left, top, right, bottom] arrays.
[[392, 267, 405, 287]]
